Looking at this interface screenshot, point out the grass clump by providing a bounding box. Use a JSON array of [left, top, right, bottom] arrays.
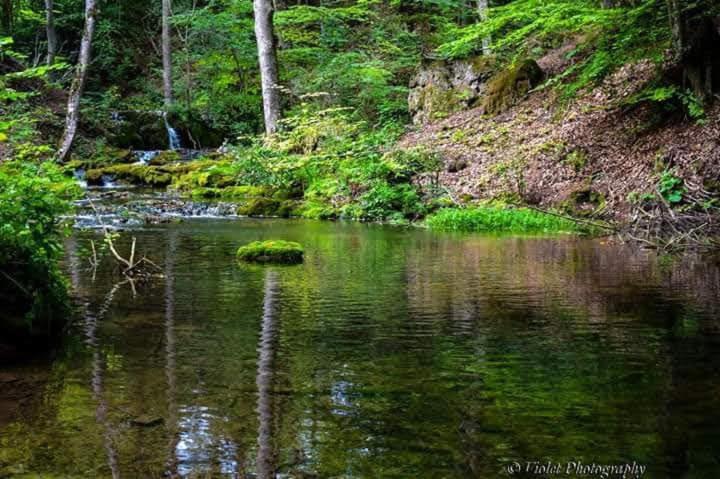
[[237, 240, 304, 264], [426, 206, 584, 233]]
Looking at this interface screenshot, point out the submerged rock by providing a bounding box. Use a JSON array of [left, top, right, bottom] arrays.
[[130, 415, 164, 427], [237, 240, 304, 264]]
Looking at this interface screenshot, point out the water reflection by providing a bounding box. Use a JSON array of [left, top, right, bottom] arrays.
[[0, 221, 718, 478], [256, 271, 279, 479]]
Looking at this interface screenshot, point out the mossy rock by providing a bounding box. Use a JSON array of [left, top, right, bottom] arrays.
[[237, 240, 304, 264], [237, 197, 299, 218], [148, 150, 181, 166], [561, 188, 606, 218], [88, 164, 173, 186], [482, 59, 544, 115], [85, 168, 105, 185]]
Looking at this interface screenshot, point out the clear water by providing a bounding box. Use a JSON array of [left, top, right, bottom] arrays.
[[1, 219, 719, 478]]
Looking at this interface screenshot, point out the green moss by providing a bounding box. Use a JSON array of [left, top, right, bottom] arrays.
[[561, 188, 606, 218], [85, 168, 105, 185], [237, 197, 300, 218], [426, 206, 586, 233], [148, 150, 181, 166], [90, 164, 171, 186], [563, 149, 588, 172], [237, 240, 304, 264], [482, 59, 544, 115]]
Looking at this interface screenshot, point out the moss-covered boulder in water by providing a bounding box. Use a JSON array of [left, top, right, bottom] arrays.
[[237, 240, 304, 264], [482, 59, 544, 115]]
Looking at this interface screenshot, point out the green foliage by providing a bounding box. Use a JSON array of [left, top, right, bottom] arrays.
[[173, 107, 438, 221], [438, 0, 669, 99], [0, 161, 79, 329], [626, 85, 707, 122], [658, 169, 685, 204], [437, 0, 618, 60], [236, 240, 304, 264], [426, 205, 585, 233]]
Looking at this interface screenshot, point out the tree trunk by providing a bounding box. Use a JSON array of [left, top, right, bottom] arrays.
[[477, 0, 491, 55], [45, 0, 57, 65], [666, 0, 686, 58], [57, 0, 97, 162], [253, 0, 281, 135], [162, 0, 173, 108], [666, 0, 720, 100], [1, 0, 13, 34]]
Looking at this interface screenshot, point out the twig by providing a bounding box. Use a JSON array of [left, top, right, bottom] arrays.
[[0, 270, 31, 296], [520, 204, 616, 231]]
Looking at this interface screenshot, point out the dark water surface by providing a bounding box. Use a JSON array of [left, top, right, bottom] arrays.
[[1, 219, 719, 478]]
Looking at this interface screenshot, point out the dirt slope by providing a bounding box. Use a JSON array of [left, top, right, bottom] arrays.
[[402, 56, 720, 222]]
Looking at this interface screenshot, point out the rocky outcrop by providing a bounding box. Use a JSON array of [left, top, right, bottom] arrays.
[[408, 56, 495, 125], [482, 59, 545, 115]]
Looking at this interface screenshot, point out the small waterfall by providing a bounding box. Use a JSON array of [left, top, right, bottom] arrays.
[[163, 112, 182, 150], [74, 168, 88, 188], [100, 174, 119, 188], [135, 150, 160, 165]]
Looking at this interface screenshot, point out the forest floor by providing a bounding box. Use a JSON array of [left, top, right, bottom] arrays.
[[401, 51, 720, 225]]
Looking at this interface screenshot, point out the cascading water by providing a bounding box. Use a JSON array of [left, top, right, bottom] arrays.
[[163, 112, 182, 150], [73, 168, 88, 188], [135, 150, 160, 165]]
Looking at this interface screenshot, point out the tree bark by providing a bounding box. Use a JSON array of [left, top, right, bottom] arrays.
[[162, 0, 173, 108], [666, 0, 720, 100], [666, 0, 686, 58], [45, 0, 57, 65], [253, 0, 281, 135], [477, 0, 491, 55], [1, 0, 13, 34], [57, 0, 97, 162]]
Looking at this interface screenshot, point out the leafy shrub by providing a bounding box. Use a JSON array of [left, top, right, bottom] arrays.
[[0, 161, 79, 337], [658, 169, 685, 204]]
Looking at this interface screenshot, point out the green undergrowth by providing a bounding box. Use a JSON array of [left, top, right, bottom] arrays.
[[169, 107, 446, 222], [426, 205, 591, 234], [0, 161, 79, 342], [438, 0, 669, 100], [237, 240, 304, 264]]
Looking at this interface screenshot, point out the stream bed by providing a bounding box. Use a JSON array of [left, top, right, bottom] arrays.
[[1, 216, 719, 477]]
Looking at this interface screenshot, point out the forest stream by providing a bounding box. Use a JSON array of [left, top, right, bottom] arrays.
[[1, 190, 719, 477]]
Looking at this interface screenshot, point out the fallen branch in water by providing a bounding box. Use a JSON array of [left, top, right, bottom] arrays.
[[85, 196, 163, 281]]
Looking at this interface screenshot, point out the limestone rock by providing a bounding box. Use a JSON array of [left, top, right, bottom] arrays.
[[408, 56, 495, 125]]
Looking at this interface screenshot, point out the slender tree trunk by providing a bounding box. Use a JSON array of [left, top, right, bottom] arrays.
[[57, 0, 97, 162], [162, 0, 173, 108], [477, 0, 491, 55], [1, 0, 12, 34], [253, 0, 281, 134], [666, 0, 686, 59], [45, 0, 57, 65]]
